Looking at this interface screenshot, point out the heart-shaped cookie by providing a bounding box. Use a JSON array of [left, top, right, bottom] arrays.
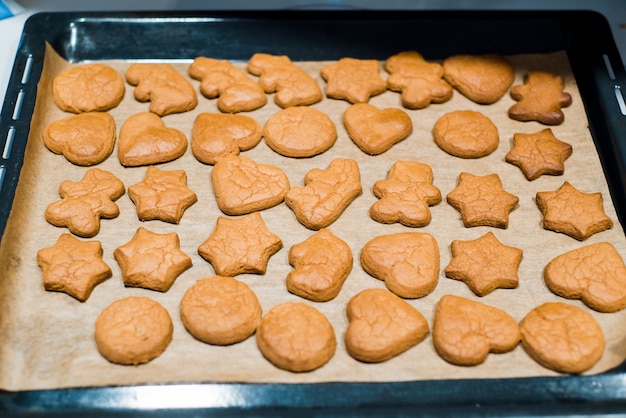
[[118, 112, 188, 167], [211, 155, 290, 215], [343, 103, 412, 155]]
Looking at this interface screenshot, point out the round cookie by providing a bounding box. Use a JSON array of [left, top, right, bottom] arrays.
[[53, 63, 125, 113], [432, 110, 499, 158], [180, 276, 262, 345]]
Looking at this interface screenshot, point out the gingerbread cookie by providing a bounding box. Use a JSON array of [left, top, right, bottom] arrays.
[[45, 168, 125, 238], [52, 63, 125, 113], [432, 110, 499, 159], [520, 302, 604, 374], [509, 71, 572, 125], [433, 294, 520, 366], [346, 288, 429, 363], [188, 57, 267, 113], [256, 302, 336, 372], [180, 276, 262, 345], [247, 53, 323, 107], [505, 128, 573, 181], [320, 57, 387, 103], [370, 160, 441, 227], [343, 103, 412, 155], [536, 181, 613, 240], [445, 232, 523, 296], [126, 63, 197, 116], [285, 158, 362, 230], [95, 296, 173, 366]]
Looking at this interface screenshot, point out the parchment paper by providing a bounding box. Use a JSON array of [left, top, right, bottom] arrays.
[[1, 44, 626, 391]]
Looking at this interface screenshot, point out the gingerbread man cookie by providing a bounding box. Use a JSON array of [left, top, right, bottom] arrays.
[[509, 71, 572, 125], [343, 103, 412, 155], [320, 57, 387, 103]]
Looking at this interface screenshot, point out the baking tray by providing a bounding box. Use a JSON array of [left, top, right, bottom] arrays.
[[1, 10, 626, 417]]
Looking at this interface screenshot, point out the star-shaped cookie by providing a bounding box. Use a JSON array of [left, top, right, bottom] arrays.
[[536, 181, 613, 240], [505, 128, 572, 181], [444, 231, 523, 296], [446, 172, 519, 228], [320, 58, 387, 103], [197, 212, 283, 276], [37, 233, 112, 302]]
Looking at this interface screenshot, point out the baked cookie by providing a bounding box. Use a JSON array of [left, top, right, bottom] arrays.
[[180, 276, 262, 345], [52, 63, 125, 113], [520, 302, 604, 374], [509, 71, 572, 125], [442, 54, 515, 104], [285, 158, 362, 230], [42, 112, 116, 166], [247, 53, 323, 107], [544, 242, 626, 313], [445, 231, 523, 296], [343, 103, 412, 155], [37, 233, 112, 302], [114, 227, 192, 292], [126, 63, 197, 116], [370, 160, 441, 227], [286, 229, 353, 302], [118, 112, 188, 167], [535, 181, 613, 240], [384, 50, 453, 109], [95, 296, 173, 366], [45, 168, 125, 238], [256, 302, 336, 372], [263, 106, 337, 158], [188, 57, 267, 113], [360, 232, 439, 299], [320, 57, 387, 103], [191, 112, 262, 165], [197, 212, 283, 276], [505, 128, 573, 181], [211, 155, 289, 216], [447, 172, 519, 228], [346, 288, 429, 363], [433, 110, 499, 159], [128, 166, 197, 224], [433, 294, 520, 366]]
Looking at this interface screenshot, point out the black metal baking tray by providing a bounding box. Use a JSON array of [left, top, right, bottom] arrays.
[[1, 10, 626, 417]]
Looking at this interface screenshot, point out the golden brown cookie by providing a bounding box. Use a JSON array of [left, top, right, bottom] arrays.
[[180, 276, 262, 345], [442, 54, 515, 104], [126, 63, 197, 116], [505, 128, 573, 181], [285, 158, 362, 230], [211, 155, 289, 216], [286, 229, 353, 302], [445, 231, 523, 296], [345, 288, 429, 363], [45, 168, 125, 238], [433, 294, 520, 366], [198, 212, 283, 276], [446, 172, 519, 228], [544, 242, 626, 313], [520, 302, 605, 374], [262, 106, 337, 158], [95, 296, 173, 366], [37, 233, 112, 302], [343, 103, 412, 155], [536, 181, 613, 240], [128, 166, 197, 224], [114, 227, 192, 292], [52, 63, 125, 113], [188, 57, 267, 113], [370, 160, 441, 227], [191, 112, 262, 165], [256, 302, 336, 372], [118, 112, 188, 167], [509, 71, 572, 125], [360, 232, 439, 299], [247, 53, 323, 108], [320, 57, 387, 103], [42, 112, 116, 166], [385, 50, 453, 109], [432, 110, 499, 159]]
